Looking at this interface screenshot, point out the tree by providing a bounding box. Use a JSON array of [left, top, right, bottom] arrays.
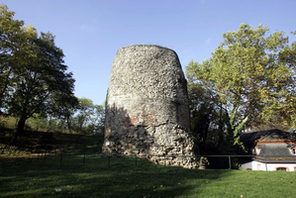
[[187, 74, 237, 154], [0, 5, 25, 113], [88, 104, 105, 134], [186, 24, 296, 146], [73, 98, 94, 133], [49, 92, 79, 133], [71, 98, 105, 134], [0, 6, 78, 143]]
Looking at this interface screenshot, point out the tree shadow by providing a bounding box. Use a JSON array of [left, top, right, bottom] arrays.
[[0, 106, 225, 197], [0, 155, 228, 198]]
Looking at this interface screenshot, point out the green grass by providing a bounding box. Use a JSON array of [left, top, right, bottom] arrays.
[[0, 129, 104, 155], [1, 154, 296, 198], [1, 130, 296, 197]]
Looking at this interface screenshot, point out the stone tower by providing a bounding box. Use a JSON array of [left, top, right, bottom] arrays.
[[103, 44, 198, 168]]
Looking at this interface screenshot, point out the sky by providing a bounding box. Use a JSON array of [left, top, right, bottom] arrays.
[[2, 0, 296, 105]]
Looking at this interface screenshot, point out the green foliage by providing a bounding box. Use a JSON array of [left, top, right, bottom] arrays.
[[0, 116, 17, 129], [186, 61, 239, 154], [71, 98, 105, 134], [0, 128, 104, 155], [186, 24, 296, 150], [0, 5, 25, 112], [0, 5, 78, 140], [0, 98, 105, 135], [26, 115, 55, 132]]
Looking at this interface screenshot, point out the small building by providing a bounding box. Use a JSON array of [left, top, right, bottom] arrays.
[[240, 129, 296, 171]]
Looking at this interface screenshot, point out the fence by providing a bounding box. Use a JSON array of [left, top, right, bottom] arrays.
[[197, 155, 255, 169], [5, 151, 255, 170]]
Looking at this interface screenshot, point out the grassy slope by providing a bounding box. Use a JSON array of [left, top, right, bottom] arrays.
[[1, 130, 296, 198], [0, 129, 103, 155]]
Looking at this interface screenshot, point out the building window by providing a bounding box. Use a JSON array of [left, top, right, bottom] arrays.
[[257, 164, 261, 170], [255, 147, 261, 155], [276, 167, 287, 171]]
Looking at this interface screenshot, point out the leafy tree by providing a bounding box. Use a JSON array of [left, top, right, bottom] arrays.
[[0, 5, 78, 143], [72, 98, 105, 134], [88, 104, 105, 134], [0, 5, 25, 113], [73, 98, 94, 133], [24, 98, 104, 134], [187, 78, 236, 154], [186, 24, 296, 146], [49, 92, 79, 133]]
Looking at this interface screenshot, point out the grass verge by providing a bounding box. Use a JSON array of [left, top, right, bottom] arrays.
[[1, 130, 296, 197], [1, 154, 296, 198]]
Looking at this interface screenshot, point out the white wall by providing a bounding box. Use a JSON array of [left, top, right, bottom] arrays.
[[241, 161, 296, 171], [241, 161, 252, 170]]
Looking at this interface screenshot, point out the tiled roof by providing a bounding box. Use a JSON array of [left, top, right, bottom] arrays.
[[240, 129, 296, 143], [240, 129, 296, 163], [256, 144, 296, 163]]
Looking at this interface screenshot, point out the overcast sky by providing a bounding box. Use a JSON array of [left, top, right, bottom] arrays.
[[2, 0, 296, 105]]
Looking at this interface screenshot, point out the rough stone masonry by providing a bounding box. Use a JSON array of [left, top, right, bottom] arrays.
[[103, 44, 198, 168]]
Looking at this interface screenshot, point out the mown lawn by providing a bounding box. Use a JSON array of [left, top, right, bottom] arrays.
[[1, 131, 296, 197], [1, 153, 296, 198]]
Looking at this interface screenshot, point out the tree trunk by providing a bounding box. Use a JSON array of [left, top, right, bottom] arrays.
[[66, 117, 72, 133], [11, 115, 27, 145], [217, 106, 224, 149]]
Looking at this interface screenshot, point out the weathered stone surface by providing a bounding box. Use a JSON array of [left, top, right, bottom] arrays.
[[103, 44, 198, 168]]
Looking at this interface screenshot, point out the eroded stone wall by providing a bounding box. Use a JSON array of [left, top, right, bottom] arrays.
[[103, 45, 198, 168]]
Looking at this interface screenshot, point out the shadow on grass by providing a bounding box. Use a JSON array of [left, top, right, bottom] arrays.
[[0, 154, 228, 198], [0, 129, 104, 154]]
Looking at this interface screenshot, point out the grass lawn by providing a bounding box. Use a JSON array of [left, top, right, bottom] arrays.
[[1, 154, 296, 198], [1, 130, 296, 197]]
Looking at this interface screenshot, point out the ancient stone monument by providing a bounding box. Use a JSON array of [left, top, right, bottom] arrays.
[[103, 44, 198, 168]]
